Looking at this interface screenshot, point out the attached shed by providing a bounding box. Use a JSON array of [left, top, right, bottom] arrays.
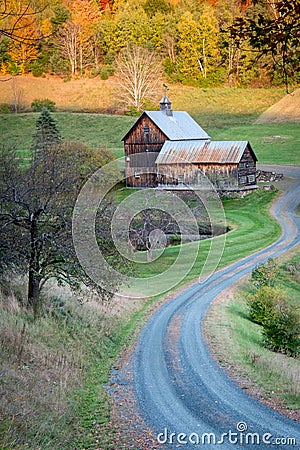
[[156, 140, 257, 189]]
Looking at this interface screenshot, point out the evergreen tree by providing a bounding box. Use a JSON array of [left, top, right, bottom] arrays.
[[32, 108, 62, 153]]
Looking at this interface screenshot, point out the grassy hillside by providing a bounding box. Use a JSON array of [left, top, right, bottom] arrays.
[[0, 75, 286, 116], [1, 79, 299, 164], [1, 112, 300, 165]]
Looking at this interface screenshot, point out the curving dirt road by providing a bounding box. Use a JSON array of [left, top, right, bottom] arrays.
[[132, 166, 300, 449]]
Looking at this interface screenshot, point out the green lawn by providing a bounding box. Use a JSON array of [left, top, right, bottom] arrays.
[[0, 113, 135, 159], [1, 111, 299, 164], [122, 189, 281, 298], [210, 123, 300, 166]]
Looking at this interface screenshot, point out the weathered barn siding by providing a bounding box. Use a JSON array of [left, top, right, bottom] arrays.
[[156, 141, 257, 189], [126, 167, 158, 187], [157, 163, 239, 188], [124, 114, 165, 187], [124, 114, 167, 157], [237, 146, 257, 186]]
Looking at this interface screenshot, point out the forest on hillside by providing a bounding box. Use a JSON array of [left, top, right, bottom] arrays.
[[0, 0, 299, 89]]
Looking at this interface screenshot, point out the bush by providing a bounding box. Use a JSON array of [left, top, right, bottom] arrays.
[[246, 285, 286, 325], [99, 65, 114, 80], [262, 305, 300, 357], [31, 61, 44, 77], [0, 103, 12, 113], [31, 98, 57, 112], [251, 258, 279, 287]]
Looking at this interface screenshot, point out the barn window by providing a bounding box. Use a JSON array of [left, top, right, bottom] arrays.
[[248, 174, 256, 183], [144, 126, 149, 134], [239, 162, 246, 169], [239, 176, 247, 184], [134, 171, 140, 179]]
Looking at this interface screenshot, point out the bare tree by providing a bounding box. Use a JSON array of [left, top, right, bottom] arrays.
[[115, 45, 163, 112], [0, 140, 122, 319], [11, 77, 24, 113], [57, 20, 80, 76]]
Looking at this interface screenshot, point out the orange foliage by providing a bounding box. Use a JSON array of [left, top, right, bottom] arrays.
[[8, 15, 39, 73], [99, 0, 113, 10]]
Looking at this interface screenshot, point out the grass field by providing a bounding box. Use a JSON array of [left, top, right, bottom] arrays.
[[1, 81, 299, 164], [127, 189, 281, 298], [204, 248, 300, 412], [1, 112, 300, 164]]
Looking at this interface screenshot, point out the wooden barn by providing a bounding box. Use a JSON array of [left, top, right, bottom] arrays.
[[123, 94, 257, 190]]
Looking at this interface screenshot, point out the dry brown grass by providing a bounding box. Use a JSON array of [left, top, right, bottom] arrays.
[[0, 75, 120, 112], [0, 281, 120, 447], [0, 276, 150, 448], [256, 88, 300, 123], [0, 75, 287, 117]]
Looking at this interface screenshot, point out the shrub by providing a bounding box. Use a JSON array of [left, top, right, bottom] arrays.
[[251, 258, 279, 287], [246, 285, 286, 325], [31, 61, 44, 77], [0, 103, 12, 113], [262, 305, 300, 357], [99, 65, 114, 80], [31, 98, 57, 112]]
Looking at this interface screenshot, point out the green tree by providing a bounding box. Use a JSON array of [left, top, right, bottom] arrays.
[[144, 0, 172, 17], [177, 7, 219, 82], [262, 304, 300, 357], [246, 285, 286, 325], [114, 2, 151, 49], [32, 108, 62, 153], [229, 0, 300, 91]]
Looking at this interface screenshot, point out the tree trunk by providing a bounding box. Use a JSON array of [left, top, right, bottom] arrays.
[[28, 270, 41, 319], [27, 217, 41, 319]]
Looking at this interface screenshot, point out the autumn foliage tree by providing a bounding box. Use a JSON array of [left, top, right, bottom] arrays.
[[229, 0, 300, 90], [6, 10, 39, 72]]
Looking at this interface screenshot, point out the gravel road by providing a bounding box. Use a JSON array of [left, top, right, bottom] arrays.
[[133, 166, 300, 449]]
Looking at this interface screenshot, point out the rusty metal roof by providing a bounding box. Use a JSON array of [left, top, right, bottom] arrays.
[[155, 140, 255, 164]]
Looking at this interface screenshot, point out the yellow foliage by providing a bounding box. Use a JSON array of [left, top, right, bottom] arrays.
[[8, 16, 39, 72]]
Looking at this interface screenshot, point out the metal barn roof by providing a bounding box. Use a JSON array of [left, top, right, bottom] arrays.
[[145, 111, 210, 140], [156, 140, 256, 164], [122, 111, 210, 141]]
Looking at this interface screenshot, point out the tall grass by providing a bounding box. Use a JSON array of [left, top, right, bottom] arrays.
[[0, 284, 148, 449]]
